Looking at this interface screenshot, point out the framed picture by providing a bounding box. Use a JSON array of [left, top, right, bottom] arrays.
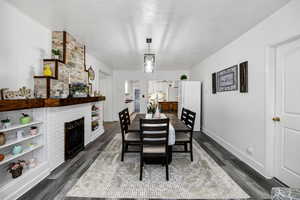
[[212, 73, 217, 94], [239, 61, 248, 93], [217, 65, 238, 92]]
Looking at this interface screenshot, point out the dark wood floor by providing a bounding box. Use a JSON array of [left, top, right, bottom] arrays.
[[18, 121, 284, 200]]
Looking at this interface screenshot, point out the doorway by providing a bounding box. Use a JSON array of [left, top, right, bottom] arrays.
[[273, 38, 300, 187], [134, 89, 141, 113]]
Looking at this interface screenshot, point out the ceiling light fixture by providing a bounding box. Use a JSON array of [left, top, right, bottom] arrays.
[[144, 38, 155, 73]]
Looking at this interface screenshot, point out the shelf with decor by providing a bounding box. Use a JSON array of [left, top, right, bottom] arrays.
[[0, 134, 41, 150], [0, 161, 48, 199], [0, 109, 48, 200], [91, 104, 100, 132], [0, 121, 42, 133], [0, 144, 43, 166]]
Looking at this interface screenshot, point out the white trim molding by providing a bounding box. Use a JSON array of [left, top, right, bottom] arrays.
[[202, 127, 266, 177]]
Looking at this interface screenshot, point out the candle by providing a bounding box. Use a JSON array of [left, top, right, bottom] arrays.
[[68, 72, 71, 84]]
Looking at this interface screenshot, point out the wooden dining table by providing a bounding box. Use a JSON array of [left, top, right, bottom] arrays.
[[128, 113, 191, 164]]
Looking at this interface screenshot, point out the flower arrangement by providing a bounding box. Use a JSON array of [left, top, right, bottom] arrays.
[[7, 160, 26, 178], [147, 102, 157, 114]]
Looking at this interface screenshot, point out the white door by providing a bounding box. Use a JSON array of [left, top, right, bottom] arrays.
[[275, 38, 300, 187]]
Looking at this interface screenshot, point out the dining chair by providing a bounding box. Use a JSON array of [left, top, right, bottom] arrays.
[[119, 108, 139, 162], [139, 118, 170, 181], [175, 108, 196, 161]]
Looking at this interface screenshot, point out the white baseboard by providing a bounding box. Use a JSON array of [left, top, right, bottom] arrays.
[[202, 127, 267, 178]]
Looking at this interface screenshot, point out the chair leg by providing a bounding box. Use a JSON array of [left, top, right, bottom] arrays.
[[121, 142, 125, 162], [166, 156, 169, 181], [184, 143, 188, 152], [140, 157, 143, 181], [190, 142, 193, 162]]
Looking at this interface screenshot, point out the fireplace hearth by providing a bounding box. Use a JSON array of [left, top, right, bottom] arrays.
[[65, 117, 85, 160]]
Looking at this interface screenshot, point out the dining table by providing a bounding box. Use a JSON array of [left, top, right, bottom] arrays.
[[127, 113, 191, 164]]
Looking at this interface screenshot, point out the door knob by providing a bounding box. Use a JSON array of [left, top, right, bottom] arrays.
[[272, 117, 280, 122]]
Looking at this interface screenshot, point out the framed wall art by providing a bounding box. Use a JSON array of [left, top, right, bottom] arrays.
[[212, 73, 217, 94], [239, 61, 248, 93], [217, 65, 238, 92]]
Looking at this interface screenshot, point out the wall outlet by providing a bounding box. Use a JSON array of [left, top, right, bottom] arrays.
[[246, 147, 254, 155]]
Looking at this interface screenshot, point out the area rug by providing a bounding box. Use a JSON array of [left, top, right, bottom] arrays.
[[67, 134, 249, 199]]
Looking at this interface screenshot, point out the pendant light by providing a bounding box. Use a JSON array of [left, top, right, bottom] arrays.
[[144, 38, 155, 73]]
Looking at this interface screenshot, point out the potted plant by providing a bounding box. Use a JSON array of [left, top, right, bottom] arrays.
[[1, 118, 11, 129], [7, 160, 26, 178], [19, 113, 32, 125], [180, 74, 188, 80], [52, 48, 60, 60]]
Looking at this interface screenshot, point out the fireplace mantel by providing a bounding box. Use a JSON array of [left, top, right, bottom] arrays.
[[0, 96, 105, 112]]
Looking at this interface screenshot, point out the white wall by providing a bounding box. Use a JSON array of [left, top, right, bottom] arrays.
[[0, 0, 113, 103], [0, 1, 51, 90], [113, 70, 190, 120], [85, 52, 112, 91], [190, 0, 300, 177]]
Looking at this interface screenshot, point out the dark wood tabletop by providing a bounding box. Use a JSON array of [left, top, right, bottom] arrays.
[[128, 113, 191, 133]]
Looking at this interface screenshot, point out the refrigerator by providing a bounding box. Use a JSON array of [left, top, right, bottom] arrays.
[[178, 81, 202, 131]]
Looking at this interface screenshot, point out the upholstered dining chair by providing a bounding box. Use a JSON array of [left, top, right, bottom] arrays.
[[175, 108, 196, 161], [139, 118, 170, 181], [119, 108, 139, 161]]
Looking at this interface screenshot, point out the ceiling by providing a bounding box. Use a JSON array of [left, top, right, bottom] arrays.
[[7, 0, 290, 70]]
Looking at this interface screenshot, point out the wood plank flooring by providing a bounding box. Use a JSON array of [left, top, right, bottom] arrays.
[[18, 122, 284, 200]]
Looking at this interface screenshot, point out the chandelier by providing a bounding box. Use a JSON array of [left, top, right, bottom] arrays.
[[144, 38, 155, 73]]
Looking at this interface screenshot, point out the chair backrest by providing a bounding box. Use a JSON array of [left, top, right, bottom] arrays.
[[181, 108, 188, 123], [119, 109, 129, 140], [184, 109, 196, 132], [124, 108, 131, 125], [140, 118, 169, 153]]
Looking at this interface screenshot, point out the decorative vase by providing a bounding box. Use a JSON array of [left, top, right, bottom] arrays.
[[0, 154, 5, 162], [30, 127, 38, 136], [28, 158, 37, 168], [2, 122, 11, 129], [54, 55, 59, 60], [43, 64, 53, 77], [0, 133, 6, 146], [20, 116, 31, 124], [154, 106, 161, 118], [12, 145, 23, 155], [16, 130, 24, 140]]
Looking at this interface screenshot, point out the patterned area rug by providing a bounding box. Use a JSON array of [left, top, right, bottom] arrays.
[[67, 134, 249, 199]]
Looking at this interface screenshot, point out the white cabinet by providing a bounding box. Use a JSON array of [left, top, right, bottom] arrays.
[[178, 81, 202, 131]]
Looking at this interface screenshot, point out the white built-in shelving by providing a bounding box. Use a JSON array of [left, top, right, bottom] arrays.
[[0, 109, 48, 200], [0, 144, 43, 166], [0, 121, 42, 133], [0, 134, 41, 150]]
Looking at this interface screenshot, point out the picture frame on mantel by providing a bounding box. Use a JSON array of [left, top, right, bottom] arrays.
[[239, 61, 248, 93], [216, 65, 238, 92]]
